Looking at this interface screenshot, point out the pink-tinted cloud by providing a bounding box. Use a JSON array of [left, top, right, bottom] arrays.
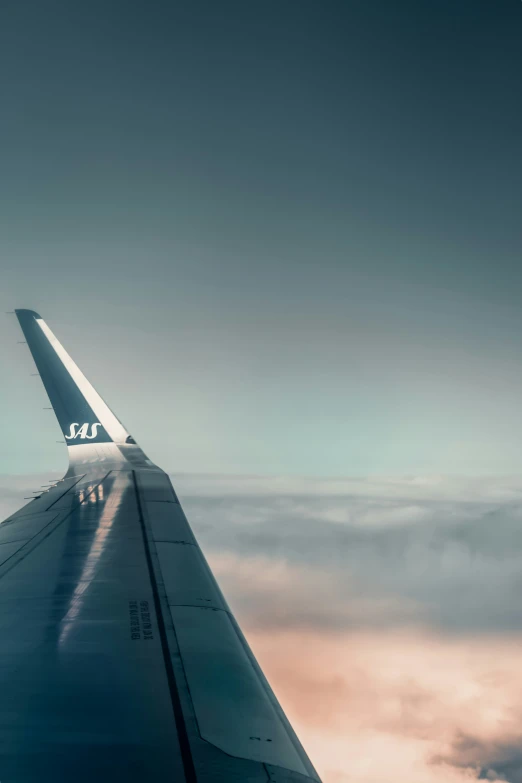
[[194, 467, 522, 783], [247, 624, 522, 783], [208, 552, 522, 782]]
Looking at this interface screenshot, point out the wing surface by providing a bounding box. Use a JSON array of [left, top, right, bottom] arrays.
[[0, 310, 321, 783]]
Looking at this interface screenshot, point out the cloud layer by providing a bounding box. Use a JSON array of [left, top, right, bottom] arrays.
[[177, 474, 522, 783], [3, 472, 522, 782], [179, 474, 522, 635]]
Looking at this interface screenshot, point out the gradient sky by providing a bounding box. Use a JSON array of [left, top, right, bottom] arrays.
[[1, 0, 521, 476], [2, 4, 522, 783]]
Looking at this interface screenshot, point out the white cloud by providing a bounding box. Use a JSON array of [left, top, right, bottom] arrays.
[[3, 471, 522, 782]]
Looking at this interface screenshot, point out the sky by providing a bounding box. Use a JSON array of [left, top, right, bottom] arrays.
[[1, 2, 522, 782], [1, 0, 522, 476]]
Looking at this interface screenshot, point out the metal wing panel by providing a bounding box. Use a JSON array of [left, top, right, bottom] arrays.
[[135, 469, 320, 782], [0, 512, 59, 545], [146, 500, 198, 545], [0, 471, 186, 782], [0, 477, 86, 573], [171, 605, 311, 771]]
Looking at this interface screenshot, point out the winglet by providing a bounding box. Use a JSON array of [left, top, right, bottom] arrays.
[[15, 310, 149, 469]]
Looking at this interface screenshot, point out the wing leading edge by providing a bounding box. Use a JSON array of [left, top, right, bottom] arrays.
[[0, 310, 321, 783]]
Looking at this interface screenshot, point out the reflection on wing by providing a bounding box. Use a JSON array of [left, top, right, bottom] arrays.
[[59, 480, 122, 646]]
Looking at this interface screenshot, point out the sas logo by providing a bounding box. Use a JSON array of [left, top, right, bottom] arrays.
[[65, 422, 102, 440]]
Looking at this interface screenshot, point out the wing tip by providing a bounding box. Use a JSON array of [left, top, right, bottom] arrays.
[[15, 309, 42, 320]]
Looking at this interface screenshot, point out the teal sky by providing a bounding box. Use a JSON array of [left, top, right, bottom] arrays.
[[1, 0, 522, 477]]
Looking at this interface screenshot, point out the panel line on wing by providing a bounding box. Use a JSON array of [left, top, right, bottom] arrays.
[[0, 474, 111, 583], [131, 469, 197, 783]]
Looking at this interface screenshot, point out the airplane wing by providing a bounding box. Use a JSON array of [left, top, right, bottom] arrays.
[[0, 310, 321, 783]]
